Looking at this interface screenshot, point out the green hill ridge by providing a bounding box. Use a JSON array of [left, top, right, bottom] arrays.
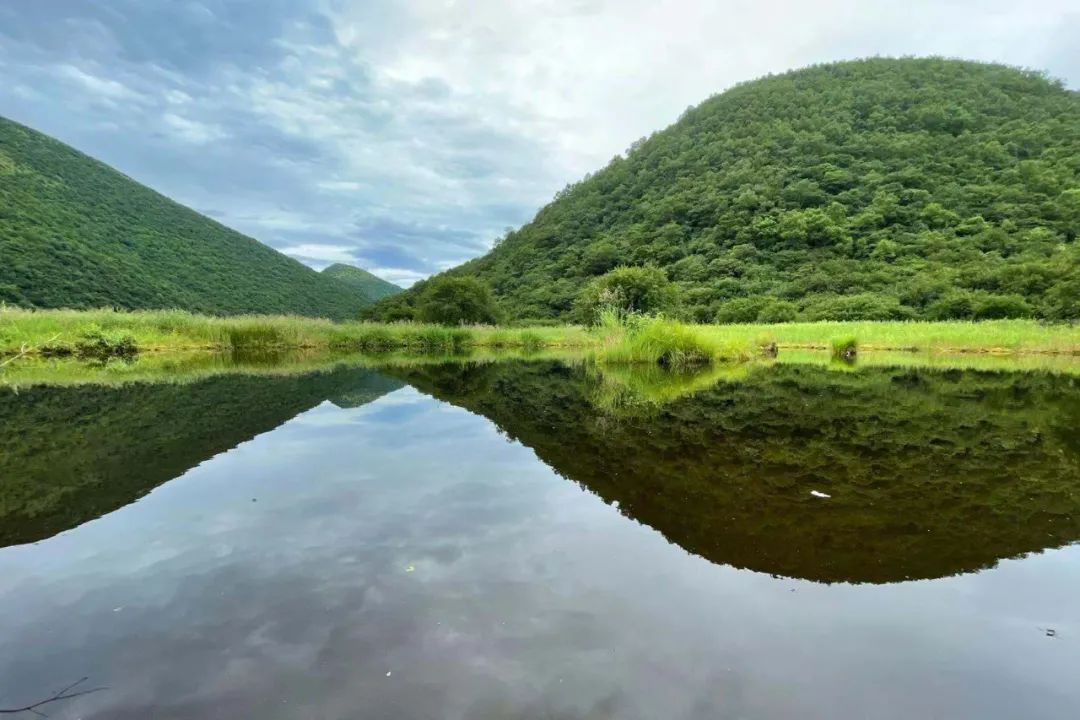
[[369, 58, 1080, 323], [0, 115, 374, 320], [320, 263, 401, 303]]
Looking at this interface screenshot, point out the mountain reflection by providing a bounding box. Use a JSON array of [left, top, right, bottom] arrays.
[[0, 368, 402, 548], [391, 361, 1080, 584]]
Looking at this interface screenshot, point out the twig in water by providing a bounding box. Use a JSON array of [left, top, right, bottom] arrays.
[[0, 334, 61, 369], [0, 677, 107, 716]]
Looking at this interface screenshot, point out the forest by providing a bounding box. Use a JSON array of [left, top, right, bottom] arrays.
[[368, 58, 1080, 323], [0, 116, 377, 320]]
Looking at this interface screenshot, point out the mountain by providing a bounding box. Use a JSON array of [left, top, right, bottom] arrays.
[[368, 58, 1080, 323], [0, 115, 371, 320], [320, 263, 402, 303]]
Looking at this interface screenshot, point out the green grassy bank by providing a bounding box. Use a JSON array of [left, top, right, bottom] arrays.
[[1, 309, 1077, 368], [0, 308, 591, 359], [700, 320, 1080, 355]]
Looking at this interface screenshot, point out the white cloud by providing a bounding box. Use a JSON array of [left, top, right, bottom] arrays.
[[162, 112, 226, 144], [330, 0, 1080, 181], [364, 267, 427, 288], [54, 63, 142, 103], [317, 180, 366, 192], [279, 243, 358, 265]]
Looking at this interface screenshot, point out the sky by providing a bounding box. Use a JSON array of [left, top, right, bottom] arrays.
[[1, 1, 1077, 287]]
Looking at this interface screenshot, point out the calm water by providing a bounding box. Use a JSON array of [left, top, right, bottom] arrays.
[[1, 359, 1079, 719]]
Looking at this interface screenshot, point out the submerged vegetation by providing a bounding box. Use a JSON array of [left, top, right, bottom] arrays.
[[831, 336, 858, 360]]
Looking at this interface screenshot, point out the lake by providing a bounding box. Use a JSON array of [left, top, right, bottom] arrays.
[[1, 355, 1078, 719]]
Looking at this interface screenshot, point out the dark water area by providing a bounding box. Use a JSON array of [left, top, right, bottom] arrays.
[[1, 359, 1079, 719]]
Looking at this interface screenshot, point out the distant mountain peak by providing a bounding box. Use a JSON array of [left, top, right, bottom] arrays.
[[320, 262, 402, 303]]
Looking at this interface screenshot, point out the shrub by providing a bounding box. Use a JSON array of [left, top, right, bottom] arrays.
[[416, 277, 501, 326], [574, 266, 679, 326], [715, 297, 768, 324], [928, 291, 1034, 320], [801, 294, 913, 321], [757, 299, 798, 323], [74, 331, 138, 359], [972, 294, 1033, 320], [927, 292, 977, 320]]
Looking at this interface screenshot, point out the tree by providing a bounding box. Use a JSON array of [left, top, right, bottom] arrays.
[[416, 277, 502, 325], [715, 297, 767, 323], [573, 266, 679, 325]]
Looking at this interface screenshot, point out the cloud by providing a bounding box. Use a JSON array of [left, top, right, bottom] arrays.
[[54, 63, 142, 103], [0, 1, 1077, 283], [317, 180, 365, 192], [161, 112, 226, 144], [366, 268, 428, 288], [277, 243, 358, 267]]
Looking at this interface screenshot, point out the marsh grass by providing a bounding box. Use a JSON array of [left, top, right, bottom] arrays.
[[0, 308, 592, 358], [700, 320, 1080, 355], [592, 312, 759, 368], [2, 308, 1077, 376]]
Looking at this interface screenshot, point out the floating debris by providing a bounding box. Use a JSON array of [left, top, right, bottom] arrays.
[[810, 490, 831, 499]]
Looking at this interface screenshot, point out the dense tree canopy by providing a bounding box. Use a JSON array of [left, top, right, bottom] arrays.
[[0, 116, 376, 320], [369, 58, 1080, 323], [416, 276, 502, 325]]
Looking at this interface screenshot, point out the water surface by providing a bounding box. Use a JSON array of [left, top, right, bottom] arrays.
[[1, 358, 1078, 718]]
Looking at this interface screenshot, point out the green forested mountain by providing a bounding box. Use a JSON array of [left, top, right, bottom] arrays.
[[0, 116, 372, 320], [370, 58, 1080, 322], [320, 263, 402, 302]]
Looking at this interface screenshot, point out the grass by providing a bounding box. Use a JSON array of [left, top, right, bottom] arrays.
[[699, 320, 1080, 355], [2, 309, 1078, 380], [0, 307, 593, 357], [590, 310, 762, 368]]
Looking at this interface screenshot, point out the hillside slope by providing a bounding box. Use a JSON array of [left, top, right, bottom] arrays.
[[321, 263, 401, 302], [0, 116, 370, 320], [370, 58, 1080, 322]]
